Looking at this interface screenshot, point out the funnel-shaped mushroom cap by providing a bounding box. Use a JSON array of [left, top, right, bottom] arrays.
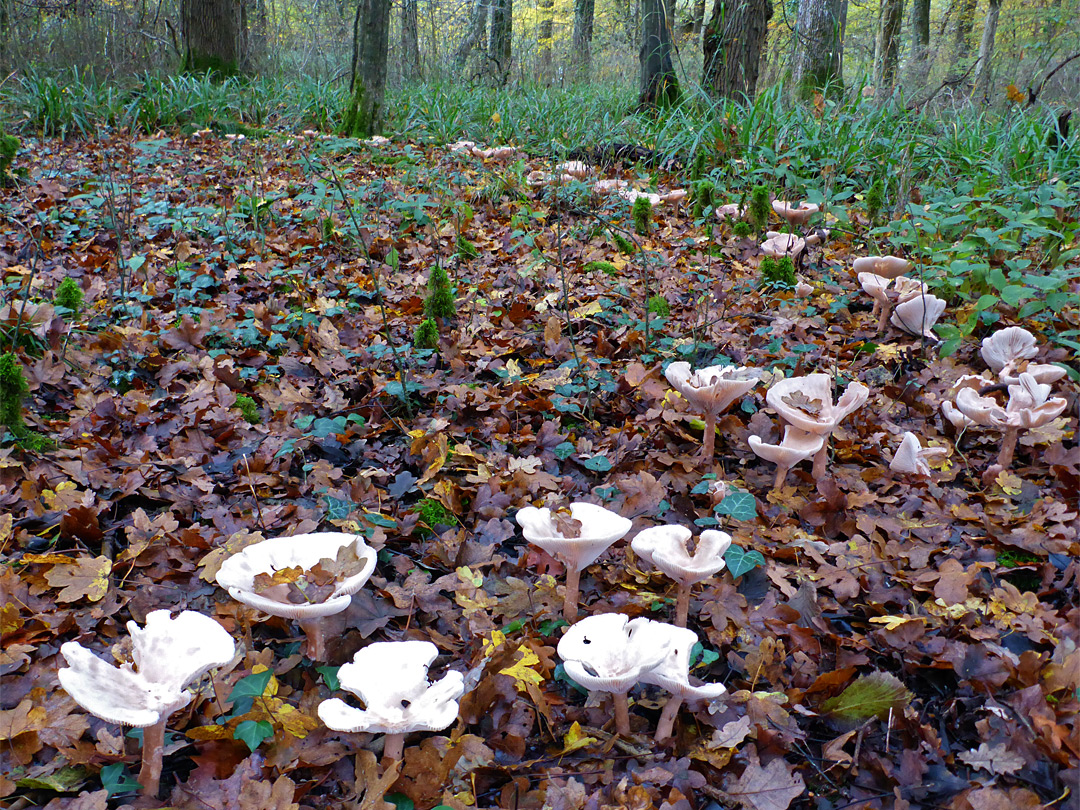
[[981, 327, 1038, 373], [618, 188, 662, 206], [761, 232, 806, 258], [557, 160, 591, 178], [318, 640, 464, 735], [557, 613, 669, 694], [858, 272, 891, 307], [1005, 373, 1068, 429], [516, 502, 632, 572], [890, 294, 946, 338], [58, 610, 235, 727], [954, 387, 1009, 428], [852, 256, 912, 279], [893, 276, 928, 302], [772, 200, 819, 227], [716, 203, 745, 219], [941, 400, 976, 430], [593, 178, 628, 195], [664, 362, 760, 418], [748, 426, 826, 468], [631, 526, 732, 586], [216, 533, 377, 619], [766, 374, 869, 436], [449, 140, 476, 153], [661, 189, 688, 204], [889, 432, 948, 477], [636, 623, 728, 701]]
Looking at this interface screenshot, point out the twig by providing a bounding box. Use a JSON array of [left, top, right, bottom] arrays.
[[1026, 51, 1080, 107]]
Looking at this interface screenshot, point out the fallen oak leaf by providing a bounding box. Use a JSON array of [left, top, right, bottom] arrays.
[[43, 556, 111, 603], [958, 741, 1025, 775], [722, 749, 805, 810]]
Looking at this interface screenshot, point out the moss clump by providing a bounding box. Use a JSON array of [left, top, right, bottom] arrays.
[[692, 181, 715, 219], [690, 150, 708, 182], [54, 277, 84, 317], [732, 221, 752, 238], [415, 498, 454, 530], [866, 178, 885, 224], [749, 185, 770, 233], [0, 128, 19, 186], [761, 255, 797, 288], [234, 395, 262, 425], [321, 215, 335, 244], [632, 196, 653, 236], [0, 353, 29, 436], [613, 233, 636, 255], [584, 260, 619, 276], [341, 79, 378, 139], [424, 265, 456, 320], [456, 235, 479, 260], [414, 318, 440, 349], [647, 295, 670, 317]]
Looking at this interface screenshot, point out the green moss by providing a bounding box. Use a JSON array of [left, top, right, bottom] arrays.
[[867, 178, 885, 224], [0, 352, 28, 434], [996, 549, 1040, 568], [690, 150, 708, 182], [749, 185, 770, 233], [0, 127, 19, 186], [182, 52, 239, 78], [415, 498, 454, 530], [647, 295, 670, 317], [234, 395, 262, 425], [413, 318, 440, 349], [613, 233, 636, 254], [341, 79, 379, 139], [456, 235, 479, 260], [761, 255, 797, 288], [692, 181, 715, 219], [584, 260, 620, 276], [632, 195, 653, 236], [54, 277, 84, 317], [732, 221, 752, 238], [424, 265, 456, 320]]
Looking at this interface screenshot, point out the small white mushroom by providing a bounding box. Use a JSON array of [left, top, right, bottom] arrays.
[[852, 255, 912, 280], [58, 610, 235, 799], [760, 232, 805, 259], [631, 526, 732, 627], [980, 326, 1066, 384], [771, 200, 819, 228], [890, 293, 946, 339], [557, 160, 592, 178], [748, 426, 826, 489], [318, 640, 464, 762], [716, 203, 745, 219], [889, 432, 948, 477], [664, 362, 760, 464]]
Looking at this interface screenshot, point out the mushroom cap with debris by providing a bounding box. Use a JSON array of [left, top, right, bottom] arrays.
[[516, 502, 632, 572], [631, 525, 732, 586], [557, 613, 670, 694]]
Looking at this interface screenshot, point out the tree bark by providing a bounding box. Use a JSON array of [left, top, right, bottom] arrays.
[[702, 0, 773, 99], [181, 0, 246, 74], [490, 0, 513, 77], [538, 0, 555, 79], [453, 0, 488, 69], [953, 0, 977, 58], [972, 0, 1002, 99], [792, 0, 845, 97], [571, 0, 595, 80], [907, 0, 930, 86], [402, 0, 420, 79], [342, 0, 391, 138], [873, 0, 903, 96], [639, 0, 680, 107]]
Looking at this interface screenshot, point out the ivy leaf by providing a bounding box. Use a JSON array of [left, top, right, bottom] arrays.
[[716, 491, 757, 521], [233, 719, 274, 752], [227, 668, 274, 713], [724, 545, 765, 579], [99, 763, 141, 797], [317, 666, 340, 692], [821, 671, 911, 724], [581, 453, 612, 472]]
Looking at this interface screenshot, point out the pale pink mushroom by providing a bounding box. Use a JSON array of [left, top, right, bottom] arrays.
[[748, 426, 826, 489], [664, 362, 761, 463], [858, 273, 929, 332], [794, 280, 814, 298], [618, 188, 662, 206], [890, 293, 946, 338], [716, 203, 745, 219], [889, 431, 948, 477], [772, 200, 820, 228], [980, 327, 1066, 385], [593, 178, 629, 195], [761, 232, 806, 259], [557, 160, 592, 178], [631, 526, 732, 626], [852, 255, 912, 279]]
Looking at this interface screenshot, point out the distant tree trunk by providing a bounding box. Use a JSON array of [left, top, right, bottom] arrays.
[[489, 0, 512, 76], [702, 0, 773, 99], [792, 0, 845, 97], [639, 0, 680, 106], [953, 0, 977, 58], [691, 0, 707, 34], [0, 0, 10, 68], [454, 0, 488, 68], [873, 0, 903, 96], [181, 0, 246, 74], [571, 0, 595, 80], [538, 0, 555, 79], [402, 0, 420, 78], [342, 0, 391, 137], [972, 0, 1002, 99], [907, 0, 930, 85]]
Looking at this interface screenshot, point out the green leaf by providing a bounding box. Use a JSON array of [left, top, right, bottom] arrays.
[[386, 793, 415, 810], [716, 491, 757, 521], [228, 668, 273, 705], [582, 454, 612, 472], [317, 665, 340, 692], [233, 719, 274, 752], [100, 763, 142, 797], [821, 671, 911, 723], [724, 545, 765, 579], [16, 766, 88, 792], [1000, 285, 1028, 306], [554, 441, 576, 460]]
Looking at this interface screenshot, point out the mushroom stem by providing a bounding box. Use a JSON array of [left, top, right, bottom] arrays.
[[811, 442, 829, 480], [773, 464, 791, 490], [877, 303, 892, 333], [138, 717, 166, 798], [674, 583, 692, 628], [996, 426, 1021, 469], [702, 411, 717, 463], [613, 692, 632, 736], [299, 618, 327, 662], [563, 566, 581, 622], [655, 694, 684, 741], [382, 732, 406, 763]]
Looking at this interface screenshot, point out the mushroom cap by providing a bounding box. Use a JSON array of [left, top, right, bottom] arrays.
[[449, 140, 476, 153], [858, 272, 891, 307], [998, 364, 1067, 386], [852, 255, 911, 279], [766, 374, 869, 436], [631, 525, 732, 586], [1006, 372, 1068, 429], [664, 362, 760, 418], [636, 623, 728, 701], [317, 640, 464, 735], [748, 426, 826, 467], [618, 188, 662, 206], [557, 160, 591, 178], [216, 532, 377, 619], [557, 613, 669, 694], [889, 431, 947, 477], [593, 178, 628, 195], [716, 203, 745, 219], [660, 189, 688, 204], [890, 294, 946, 338], [761, 233, 805, 258], [892, 276, 928, 302], [794, 280, 815, 298], [980, 327, 1038, 373], [771, 200, 819, 226], [58, 610, 235, 727], [954, 387, 1009, 428], [515, 502, 632, 572]]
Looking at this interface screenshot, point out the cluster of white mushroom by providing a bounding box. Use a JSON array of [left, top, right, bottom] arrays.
[[856, 256, 947, 338], [524, 159, 688, 207], [449, 140, 521, 161]]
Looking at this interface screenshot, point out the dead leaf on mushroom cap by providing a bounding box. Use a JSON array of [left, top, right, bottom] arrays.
[[780, 390, 824, 417]]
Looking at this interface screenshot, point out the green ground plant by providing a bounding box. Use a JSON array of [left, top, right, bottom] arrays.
[[54, 277, 85, 317], [632, 196, 652, 236], [424, 265, 456, 320], [761, 256, 797, 288], [234, 395, 262, 424], [749, 185, 770, 233], [414, 317, 440, 349]]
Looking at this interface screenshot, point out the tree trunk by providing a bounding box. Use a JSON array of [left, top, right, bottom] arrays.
[[181, 0, 246, 74], [538, 0, 555, 79], [907, 0, 930, 85], [702, 0, 773, 100], [571, 0, 595, 80], [402, 0, 420, 79], [872, 0, 903, 96], [691, 0, 706, 34], [953, 0, 977, 58], [792, 0, 845, 97], [453, 0, 488, 68], [0, 0, 9, 69], [490, 0, 513, 77], [639, 0, 680, 107], [972, 0, 1002, 99], [342, 0, 391, 138]]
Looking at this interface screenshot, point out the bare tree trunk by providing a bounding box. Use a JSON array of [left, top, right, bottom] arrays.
[[907, 0, 930, 85], [702, 0, 773, 99], [972, 0, 1002, 99], [792, 0, 845, 97], [402, 0, 420, 78], [691, 0, 706, 34], [0, 0, 10, 69], [454, 0, 488, 68], [489, 0, 512, 77], [640, 0, 680, 106], [571, 0, 595, 80], [538, 0, 554, 79], [873, 0, 903, 96], [342, 0, 391, 137], [953, 0, 977, 58], [181, 0, 246, 74]]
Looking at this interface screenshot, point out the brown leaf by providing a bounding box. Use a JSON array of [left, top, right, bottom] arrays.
[[43, 556, 111, 603], [553, 507, 582, 538], [723, 749, 805, 810], [780, 390, 823, 416], [958, 742, 1024, 775]]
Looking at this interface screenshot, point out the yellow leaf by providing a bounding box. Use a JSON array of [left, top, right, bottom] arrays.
[[869, 615, 926, 631], [186, 724, 232, 741], [41, 481, 78, 509], [1005, 83, 1025, 103], [490, 112, 501, 124], [457, 566, 483, 587], [482, 630, 508, 656], [571, 301, 603, 318], [560, 721, 597, 753], [20, 552, 75, 565], [995, 470, 1022, 495], [44, 556, 111, 602], [875, 344, 902, 361], [499, 645, 544, 692], [505, 358, 522, 381], [271, 702, 319, 739]]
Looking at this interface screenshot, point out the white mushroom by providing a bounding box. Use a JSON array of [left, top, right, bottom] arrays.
[[890, 293, 946, 339], [852, 255, 912, 280], [980, 326, 1066, 384], [215, 532, 377, 661], [318, 640, 464, 762], [631, 526, 732, 626], [771, 200, 819, 228], [664, 362, 760, 464], [889, 431, 948, 477], [716, 203, 745, 219], [557, 160, 592, 178], [748, 426, 827, 489], [760, 232, 806, 259], [515, 503, 632, 621], [58, 610, 235, 799]]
